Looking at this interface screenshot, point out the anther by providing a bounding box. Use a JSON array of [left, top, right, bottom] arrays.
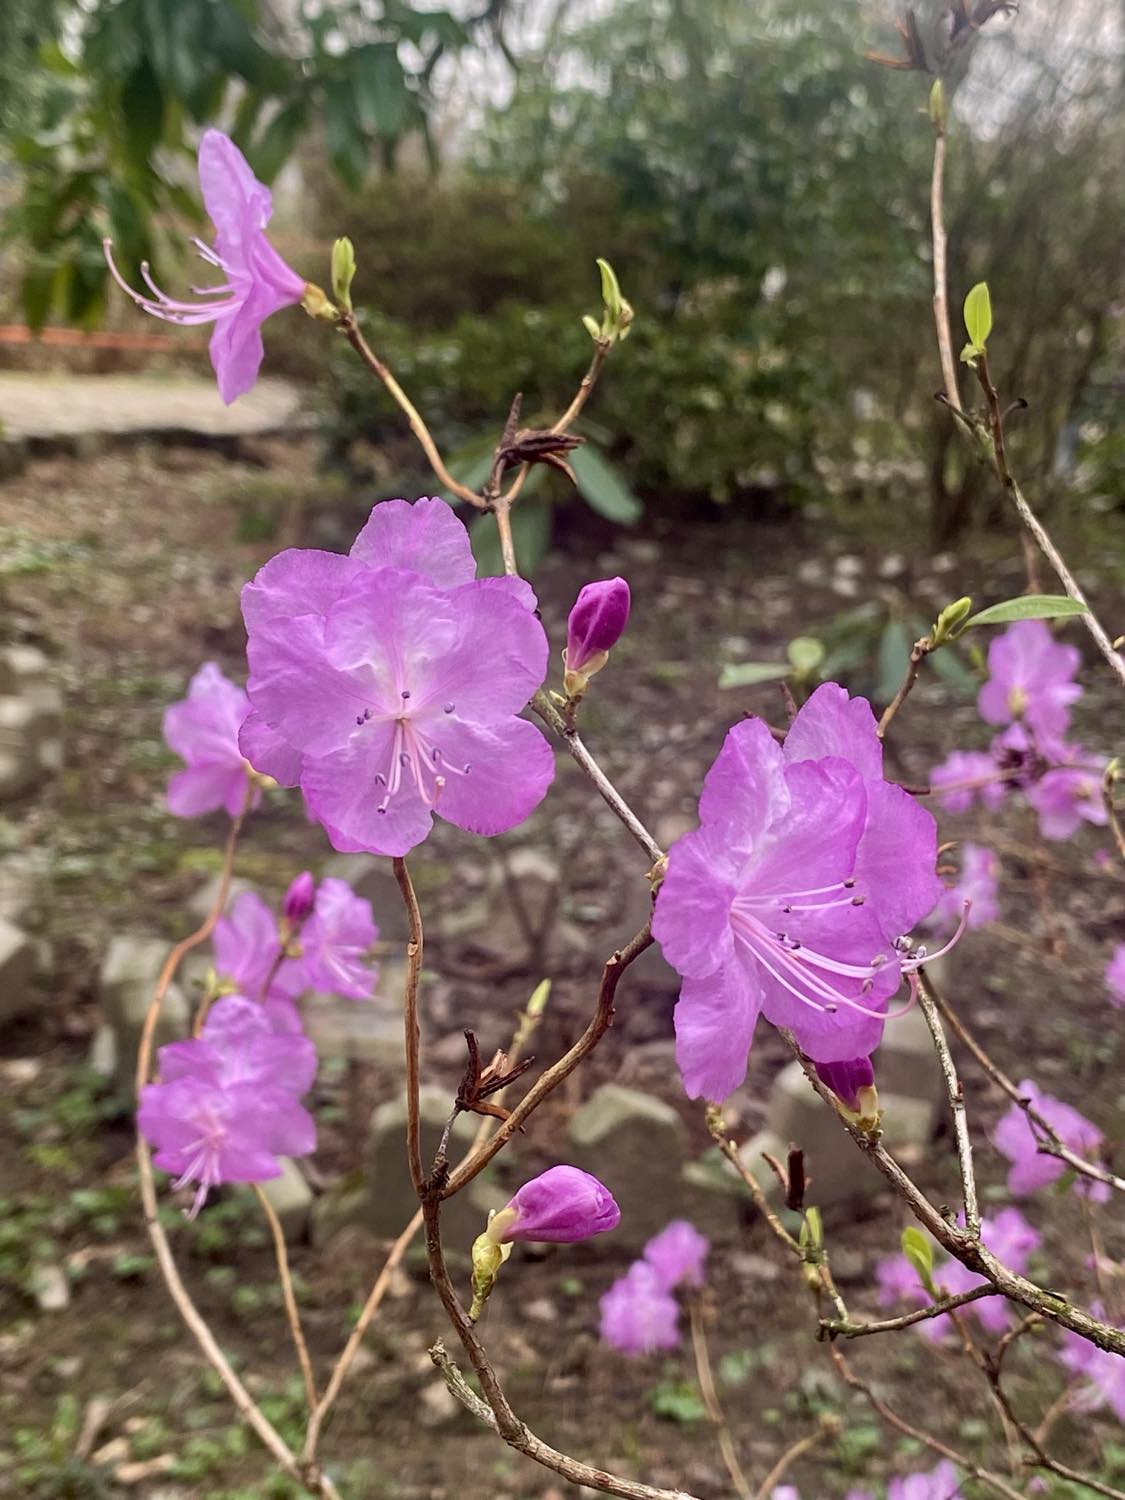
[[843, 878, 856, 889], [443, 702, 455, 714], [401, 689, 411, 700], [851, 895, 865, 906]]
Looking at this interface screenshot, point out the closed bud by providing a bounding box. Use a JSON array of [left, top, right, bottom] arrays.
[[488, 1165, 620, 1246], [282, 871, 316, 927], [331, 237, 357, 311], [469, 1230, 512, 1321], [931, 595, 973, 647], [814, 1056, 880, 1130], [564, 577, 631, 698]]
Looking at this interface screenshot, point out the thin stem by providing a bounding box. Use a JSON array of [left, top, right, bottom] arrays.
[[820, 1285, 1003, 1339], [500, 338, 611, 506], [1103, 761, 1125, 863], [687, 1293, 752, 1500], [134, 795, 339, 1499], [930, 985, 1125, 1195], [985, 1358, 1125, 1500], [752, 1428, 828, 1500], [302, 1207, 421, 1464], [392, 856, 425, 1199], [532, 689, 663, 866], [929, 121, 959, 411], [442, 922, 654, 1198], [704, 1107, 801, 1257], [917, 972, 980, 1236], [830, 1346, 1025, 1500], [337, 311, 485, 509], [878, 634, 932, 739], [422, 1195, 702, 1500], [491, 496, 519, 576], [255, 1185, 318, 1412]]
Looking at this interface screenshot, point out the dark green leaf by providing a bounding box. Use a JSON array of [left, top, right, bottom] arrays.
[[570, 444, 642, 524], [351, 44, 409, 141], [250, 99, 308, 183], [961, 595, 1089, 629], [323, 85, 370, 192], [876, 620, 911, 704]]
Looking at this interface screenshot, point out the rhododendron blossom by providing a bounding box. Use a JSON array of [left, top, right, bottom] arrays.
[[1060, 1314, 1125, 1422], [642, 1219, 710, 1290], [241, 498, 553, 857], [994, 1080, 1110, 1202], [978, 619, 1081, 740], [887, 1460, 963, 1500], [931, 842, 999, 932], [653, 684, 945, 1100], [564, 576, 631, 693], [929, 749, 1007, 816], [489, 1166, 620, 1244], [598, 1261, 682, 1356], [213, 881, 378, 1006], [104, 130, 307, 404], [163, 662, 258, 818]]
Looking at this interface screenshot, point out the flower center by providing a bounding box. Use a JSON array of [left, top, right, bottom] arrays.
[[357, 691, 470, 815], [171, 1102, 227, 1219]]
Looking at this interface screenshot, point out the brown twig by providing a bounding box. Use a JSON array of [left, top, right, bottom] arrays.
[[916, 972, 980, 1235], [255, 1184, 318, 1412], [337, 310, 485, 508], [133, 795, 340, 1499], [532, 689, 664, 866], [392, 856, 425, 1199], [441, 922, 654, 1198], [929, 984, 1125, 1195], [878, 635, 932, 739], [500, 338, 612, 506], [929, 108, 959, 411], [704, 1107, 801, 1256], [687, 1293, 753, 1500], [819, 1284, 1003, 1339], [985, 1352, 1125, 1499], [1103, 760, 1125, 863]]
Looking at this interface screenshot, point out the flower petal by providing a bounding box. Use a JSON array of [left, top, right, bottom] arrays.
[[425, 716, 555, 838], [674, 956, 763, 1101], [783, 682, 883, 780], [349, 497, 477, 588]]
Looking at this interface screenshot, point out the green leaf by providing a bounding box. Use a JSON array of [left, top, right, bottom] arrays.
[[876, 619, 912, 704], [470, 497, 553, 577], [963, 282, 992, 351], [786, 636, 824, 676], [649, 1381, 706, 1424], [251, 99, 308, 183], [901, 1227, 937, 1296], [718, 661, 790, 689], [596, 256, 622, 320], [961, 594, 1089, 630], [331, 237, 356, 309], [569, 445, 642, 524], [323, 85, 369, 191], [351, 44, 409, 141]]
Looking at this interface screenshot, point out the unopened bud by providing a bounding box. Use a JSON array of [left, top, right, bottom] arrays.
[[331, 237, 357, 311], [282, 871, 316, 927], [469, 1227, 512, 1321], [814, 1057, 880, 1131], [563, 577, 631, 699]]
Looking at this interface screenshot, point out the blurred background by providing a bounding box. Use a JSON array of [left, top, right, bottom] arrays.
[[0, 2, 1123, 1497]]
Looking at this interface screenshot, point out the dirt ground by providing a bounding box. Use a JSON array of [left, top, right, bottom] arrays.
[[1, 435, 1123, 1500]]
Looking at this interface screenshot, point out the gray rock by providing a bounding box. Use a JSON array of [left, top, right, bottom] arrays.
[[0, 645, 51, 696], [259, 1158, 313, 1242], [30, 1263, 70, 1312], [302, 989, 405, 1069], [99, 935, 190, 1098], [320, 853, 410, 944], [877, 1004, 945, 1105], [0, 688, 63, 799], [0, 918, 36, 1027], [568, 1084, 690, 1246]]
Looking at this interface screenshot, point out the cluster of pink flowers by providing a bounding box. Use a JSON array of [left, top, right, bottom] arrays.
[[928, 842, 999, 934], [774, 1461, 961, 1500], [1060, 1310, 1125, 1422], [931, 620, 1105, 843], [599, 1220, 710, 1356], [876, 1208, 1040, 1342], [653, 684, 945, 1100]]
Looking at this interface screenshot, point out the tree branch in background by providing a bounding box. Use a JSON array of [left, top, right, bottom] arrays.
[[392, 856, 426, 1198], [687, 1292, 753, 1500]]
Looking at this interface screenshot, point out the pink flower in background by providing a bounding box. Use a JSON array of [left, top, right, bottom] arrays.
[[491, 1166, 620, 1245], [104, 130, 307, 404], [138, 995, 317, 1216], [282, 871, 316, 927], [1025, 751, 1107, 841], [653, 684, 944, 1101], [875, 1251, 927, 1310], [277, 877, 378, 1002], [994, 1080, 1109, 1203], [887, 1460, 963, 1500], [1107, 946, 1125, 1009], [213, 890, 282, 999], [599, 1262, 682, 1356], [931, 843, 999, 932], [978, 619, 1082, 740], [163, 662, 257, 818], [241, 498, 553, 857], [564, 577, 631, 692], [929, 749, 1007, 815], [1060, 1314, 1125, 1422], [642, 1220, 710, 1290]]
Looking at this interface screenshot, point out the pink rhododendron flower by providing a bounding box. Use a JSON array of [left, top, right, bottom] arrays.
[[642, 1220, 710, 1290], [1060, 1312, 1125, 1422], [929, 749, 1007, 815], [598, 1262, 682, 1356], [163, 662, 258, 819], [1107, 946, 1125, 1009], [138, 995, 316, 1216], [276, 877, 378, 1002], [104, 130, 307, 404], [875, 1251, 927, 1309], [994, 1080, 1109, 1202], [977, 619, 1082, 740], [1024, 750, 1107, 841], [930, 842, 999, 932], [887, 1460, 963, 1500], [491, 1166, 620, 1244], [213, 889, 282, 999], [241, 498, 553, 857], [653, 684, 944, 1100]]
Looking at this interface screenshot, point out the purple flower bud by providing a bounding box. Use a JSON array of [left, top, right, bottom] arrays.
[[564, 577, 631, 693], [814, 1056, 876, 1114], [491, 1165, 620, 1244], [282, 871, 316, 927]]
